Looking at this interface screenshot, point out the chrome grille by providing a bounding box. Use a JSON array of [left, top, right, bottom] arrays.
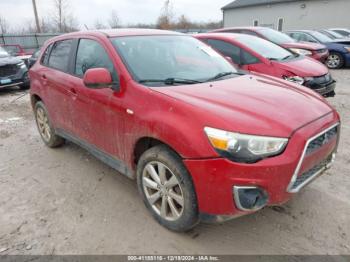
[[0, 64, 18, 77], [306, 125, 338, 155], [287, 123, 340, 193], [313, 73, 332, 85], [290, 153, 334, 191]]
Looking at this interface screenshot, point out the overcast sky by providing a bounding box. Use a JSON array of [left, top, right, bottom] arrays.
[[1, 0, 231, 30]]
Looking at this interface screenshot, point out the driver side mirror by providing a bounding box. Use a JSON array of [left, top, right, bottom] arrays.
[[83, 68, 120, 92]]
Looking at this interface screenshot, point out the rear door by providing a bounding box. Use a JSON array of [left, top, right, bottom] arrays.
[[39, 39, 76, 133]]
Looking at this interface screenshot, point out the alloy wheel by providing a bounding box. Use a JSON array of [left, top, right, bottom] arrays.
[[142, 161, 184, 221], [36, 107, 51, 142], [326, 54, 341, 69]]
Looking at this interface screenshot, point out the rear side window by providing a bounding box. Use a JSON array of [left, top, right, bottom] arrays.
[[207, 39, 259, 65], [75, 39, 118, 81], [48, 40, 73, 72]]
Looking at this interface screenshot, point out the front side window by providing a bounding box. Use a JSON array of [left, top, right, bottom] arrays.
[[41, 43, 53, 66], [75, 39, 118, 81], [258, 28, 296, 44], [48, 40, 73, 72], [236, 34, 294, 61], [111, 35, 236, 85]]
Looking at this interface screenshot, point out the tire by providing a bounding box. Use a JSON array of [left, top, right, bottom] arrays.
[[137, 145, 199, 232], [326, 52, 345, 69], [34, 101, 65, 148]]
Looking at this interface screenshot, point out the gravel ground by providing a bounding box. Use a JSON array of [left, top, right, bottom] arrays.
[[0, 70, 349, 255]]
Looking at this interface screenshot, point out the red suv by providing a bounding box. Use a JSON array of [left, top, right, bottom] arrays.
[[29, 29, 340, 232], [212, 27, 329, 63], [195, 33, 336, 97]]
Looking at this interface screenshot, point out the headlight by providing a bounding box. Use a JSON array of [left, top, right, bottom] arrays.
[[17, 62, 26, 69], [344, 46, 350, 52], [289, 48, 312, 56], [283, 75, 304, 85], [204, 127, 288, 163]]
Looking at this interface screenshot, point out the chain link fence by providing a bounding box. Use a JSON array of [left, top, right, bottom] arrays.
[[0, 33, 60, 52]]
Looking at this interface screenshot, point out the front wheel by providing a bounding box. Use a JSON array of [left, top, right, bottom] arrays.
[[326, 52, 344, 69], [137, 145, 199, 232], [34, 101, 65, 148]]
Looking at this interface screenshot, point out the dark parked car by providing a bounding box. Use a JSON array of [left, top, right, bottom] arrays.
[[0, 46, 30, 90], [286, 30, 350, 69], [28, 49, 41, 68], [211, 27, 329, 63], [29, 29, 340, 231], [329, 28, 350, 38]]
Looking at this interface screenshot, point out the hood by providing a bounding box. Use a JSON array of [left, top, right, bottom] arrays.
[[281, 42, 326, 51], [330, 39, 350, 45], [272, 56, 329, 77], [151, 75, 334, 137], [0, 56, 22, 67]]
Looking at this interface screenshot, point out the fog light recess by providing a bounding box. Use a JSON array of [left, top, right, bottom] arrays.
[[233, 186, 269, 211]]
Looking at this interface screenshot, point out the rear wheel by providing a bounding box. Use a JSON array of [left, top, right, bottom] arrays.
[[34, 101, 65, 148], [137, 145, 199, 232], [326, 52, 344, 69]]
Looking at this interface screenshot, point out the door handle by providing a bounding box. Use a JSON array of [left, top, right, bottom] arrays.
[[70, 88, 77, 95]]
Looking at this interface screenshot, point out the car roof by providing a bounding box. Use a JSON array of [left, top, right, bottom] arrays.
[[213, 26, 272, 32], [55, 29, 182, 38], [286, 30, 314, 33], [196, 32, 248, 40], [46, 29, 184, 44]]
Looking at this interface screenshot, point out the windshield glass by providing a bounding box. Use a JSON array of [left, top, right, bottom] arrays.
[[324, 30, 343, 39], [111, 35, 236, 86], [0, 46, 9, 58], [311, 31, 333, 42], [236, 34, 294, 61], [258, 28, 296, 44]]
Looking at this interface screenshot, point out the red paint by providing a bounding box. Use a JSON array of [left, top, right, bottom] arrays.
[[195, 33, 329, 81], [83, 68, 112, 87], [29, 30, 340, 217], [212, 27, 329, 62]]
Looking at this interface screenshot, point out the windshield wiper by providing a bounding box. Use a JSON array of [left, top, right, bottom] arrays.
[[204, 71, 241, 82], [139, 78, 202, 85], [282, 54, 295, 60]]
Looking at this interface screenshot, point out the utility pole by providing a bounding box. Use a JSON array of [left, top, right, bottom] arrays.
[[32, 0, 41, 33]]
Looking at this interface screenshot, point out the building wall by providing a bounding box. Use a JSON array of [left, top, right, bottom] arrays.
[[223, 0, 350, 31]]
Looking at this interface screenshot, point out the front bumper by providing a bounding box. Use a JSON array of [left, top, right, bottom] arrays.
[[304, 76, 336, 97], [0, 66, 28, 89], [184, 113, 339, 218], [311, 51, 329, 63]]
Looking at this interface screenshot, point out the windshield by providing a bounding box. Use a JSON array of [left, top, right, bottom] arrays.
[[236, 34, 294, 61], [311, 31, 333, 43], [111, 35, 237, 86], [258, 28, 296, 44], [324, 30, 344, 39], [0, 46, 9, 58]]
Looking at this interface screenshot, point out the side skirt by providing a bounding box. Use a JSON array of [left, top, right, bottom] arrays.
[[56, 129, 134, 179]]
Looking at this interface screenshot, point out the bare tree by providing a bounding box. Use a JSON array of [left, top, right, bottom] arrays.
[[177, 14, 191, 30], [156, 0, 174, 30], [94, 20, 107, 30], [0, 15, 9, 34], [108, 10, 121, 29], [51, 0, 79, 32]]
